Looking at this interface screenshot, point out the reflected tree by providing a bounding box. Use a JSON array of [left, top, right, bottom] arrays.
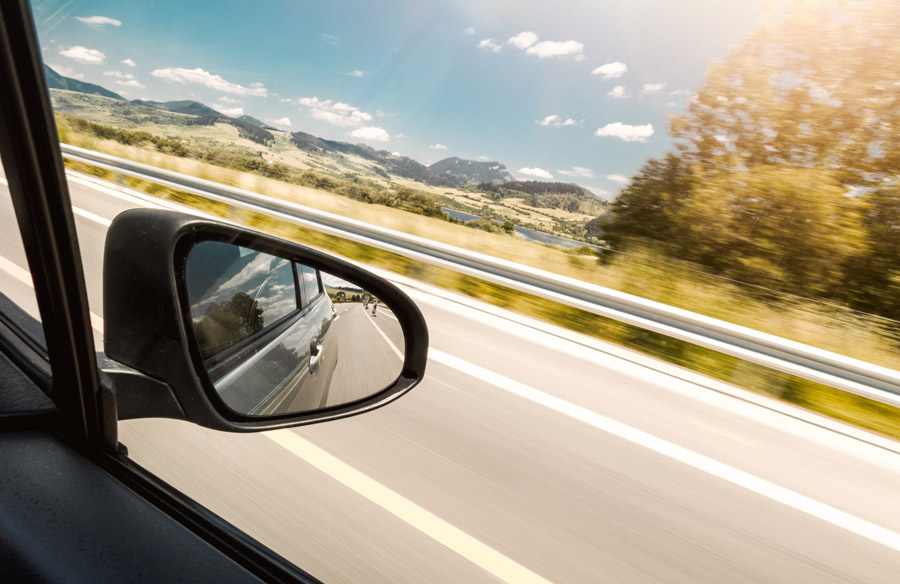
[[195, 292, 264, 356]]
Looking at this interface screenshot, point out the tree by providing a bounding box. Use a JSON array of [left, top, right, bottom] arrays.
[[840, 185, 900, 318], [602, 152, 694, 249], [670, 0, 900, 187], [194, 293, 264, 356], [598, 0, 900, 312], [671, 166, 865, 295]]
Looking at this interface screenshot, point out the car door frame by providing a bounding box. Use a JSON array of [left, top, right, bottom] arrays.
[[0, 1, 323, 581]]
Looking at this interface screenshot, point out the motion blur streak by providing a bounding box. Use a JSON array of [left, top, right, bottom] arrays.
[[266, 429, 553, 584], [430, 348, 900, 553]]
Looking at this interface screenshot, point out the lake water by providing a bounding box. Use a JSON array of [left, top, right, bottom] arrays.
[[443, 208, 482, 222], [442, 207, 601, 251]]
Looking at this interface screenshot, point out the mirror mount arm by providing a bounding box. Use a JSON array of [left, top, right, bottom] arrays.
[[102, 364, 186, 421]]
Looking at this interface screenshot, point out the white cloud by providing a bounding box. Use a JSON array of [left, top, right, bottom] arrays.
[[349, 126, 390, 142], [116, 79, 145, 89], [595, 122, 654, 142], [151, 67, 268, 96], [526, 40, 584, 60], [321, 34, 342, 47], [76, 16, 121, 27], [59, 46, 105, 65], [478, 38, 502, 53], [591, 61, 627, 79], [347, 70, 366, 78], [211, 104, 244, 117], [464, 27, 475, 36], [507, 31, 538, 50], [537, 114, 559, 126], [478, 156, 491, 160], [48, 63, 83, 79], [607, 85, 626, 98], [217, 96, 243, 104], [642, 83, 667, 94], [558, 166, 595, 178], [296, 97, 373, 127], [429, 144, 448, 150], [103, 70, 132, 79], [267, 117, 292, 129], [121, 58, 136, 68], [606, 173, 630, 184], [394, 133, 405, 140], [536, 114, 577, 127], [518, 167, 553, 179]]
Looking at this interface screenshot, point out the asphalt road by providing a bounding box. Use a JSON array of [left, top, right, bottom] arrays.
[[4, 169, 900, 582], [326, 302, 405, 407]]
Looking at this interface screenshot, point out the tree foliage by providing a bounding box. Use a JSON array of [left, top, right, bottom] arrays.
[[600, 0, 900, 319], [671, 0, 900, 186]]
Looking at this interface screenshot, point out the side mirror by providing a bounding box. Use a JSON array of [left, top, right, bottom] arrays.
[[102, 209, 428, 431]]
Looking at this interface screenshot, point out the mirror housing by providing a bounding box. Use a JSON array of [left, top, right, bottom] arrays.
[[102, 209, 428, 431]]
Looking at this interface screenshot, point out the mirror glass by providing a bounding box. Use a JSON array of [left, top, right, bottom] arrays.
[[184, 241, 405, 416]]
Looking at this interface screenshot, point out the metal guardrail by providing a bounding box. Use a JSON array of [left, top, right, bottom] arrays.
[[61, 143, 900, 407]]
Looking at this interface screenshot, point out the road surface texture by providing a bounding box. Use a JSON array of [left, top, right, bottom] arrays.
[[3, 168, 900, 583], [325, 302, 405, 407]]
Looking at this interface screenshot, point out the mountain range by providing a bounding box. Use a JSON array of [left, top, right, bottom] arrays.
[[43, 64, 602, 196], [43, 64, 126, 101]]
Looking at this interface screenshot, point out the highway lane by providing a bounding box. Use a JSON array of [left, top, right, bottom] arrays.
[[3, 169, 900, 581], [325, 302, 405, 407]]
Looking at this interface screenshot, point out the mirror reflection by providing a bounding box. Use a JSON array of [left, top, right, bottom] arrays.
[[185, 241, 405, 416]]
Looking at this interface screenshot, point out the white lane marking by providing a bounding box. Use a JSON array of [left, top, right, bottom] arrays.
[[365, 307, 403, 361], [405, 286, 900, 468], [429, 348, 900, 553], [266, 430, 552, 584], [0, 253, 33, 286], [73, 205, 112, 227], [0, 252, 104, 333]]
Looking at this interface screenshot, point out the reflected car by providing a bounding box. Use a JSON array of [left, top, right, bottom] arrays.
[[186, 241, 339, 416]]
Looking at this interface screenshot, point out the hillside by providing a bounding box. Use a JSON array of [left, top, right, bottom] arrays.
[[49, 89, 194, 126], [428, 157, 513, 185], [43, 64, 125, 101], [238, 115, 274, 130], [131, 99, 221, 117], [474, 180, 608, 215], [45, 68, 604, 237], [185, 115, 275, 146], [290, 131, 460, 186]]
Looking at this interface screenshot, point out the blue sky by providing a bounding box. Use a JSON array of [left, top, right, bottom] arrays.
[[33, 0, 767, 198]]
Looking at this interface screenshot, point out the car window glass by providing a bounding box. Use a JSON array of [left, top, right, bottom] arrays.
[[299, 264, 320, 305], [186, 241, 298, 358], [0, 152, 46, 344]]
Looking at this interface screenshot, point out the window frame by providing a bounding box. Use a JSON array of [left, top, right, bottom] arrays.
[[0, 0, 107, 449]]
